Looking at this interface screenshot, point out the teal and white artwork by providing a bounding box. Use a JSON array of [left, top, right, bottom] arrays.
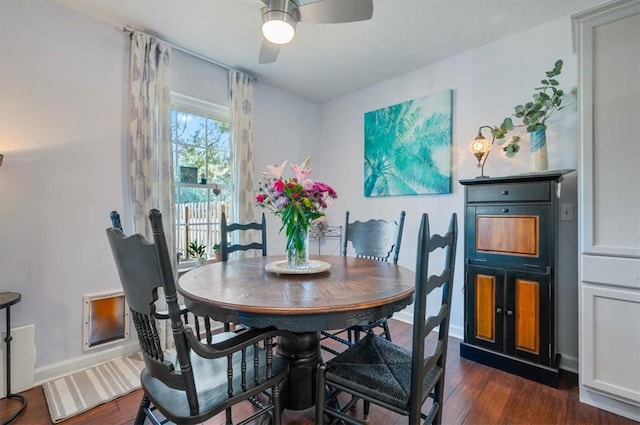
[[364, 89, 453, 197]]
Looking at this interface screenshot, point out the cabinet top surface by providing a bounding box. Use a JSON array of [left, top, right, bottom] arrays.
[[459, 169, 574, 186]]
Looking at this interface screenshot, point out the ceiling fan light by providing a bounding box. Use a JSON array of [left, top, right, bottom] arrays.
[[262, 10, 296, 44]]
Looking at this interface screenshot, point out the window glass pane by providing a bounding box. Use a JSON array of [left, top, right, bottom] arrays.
[[171, 94, 231, 261], [182, 113, 207, 147], [174, 186, 229, 259], [206, 117, 231, 184]]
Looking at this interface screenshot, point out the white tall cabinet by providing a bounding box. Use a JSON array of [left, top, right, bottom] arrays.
[[572, 0, 640, 421]]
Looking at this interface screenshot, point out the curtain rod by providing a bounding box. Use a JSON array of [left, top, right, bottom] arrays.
[[123, 26, 247, 76]]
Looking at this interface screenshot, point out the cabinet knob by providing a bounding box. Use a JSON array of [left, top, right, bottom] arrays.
[[496, 308, 502, 314], [502, 208, 509, 213], [506, 310, 514, 316], [501, 190, 509, 195]]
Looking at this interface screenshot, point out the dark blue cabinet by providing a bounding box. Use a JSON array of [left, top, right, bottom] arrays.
[[459, 171, 571, 387]]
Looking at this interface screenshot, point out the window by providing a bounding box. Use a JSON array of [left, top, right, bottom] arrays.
[[171, 93, 231, 260]]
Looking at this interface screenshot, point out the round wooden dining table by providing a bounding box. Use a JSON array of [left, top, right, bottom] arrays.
[[177, 255, 415, 410]]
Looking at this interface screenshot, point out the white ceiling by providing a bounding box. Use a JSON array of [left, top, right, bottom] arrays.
[[55, 0, 606, 103]]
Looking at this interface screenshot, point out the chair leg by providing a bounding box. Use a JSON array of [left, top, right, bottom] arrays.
[[272, 383, 282, 425], [434, 380, 445, 425], [349, 395, 358, 411], [135, 395, 150, 425], [315, 364, 327, 424], [225, 406, 233, 425], [382, 319, 392, 341], [363, 400, 371, 424]]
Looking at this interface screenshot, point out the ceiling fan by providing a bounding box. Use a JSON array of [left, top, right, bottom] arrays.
[[258, 0, 374, 64]]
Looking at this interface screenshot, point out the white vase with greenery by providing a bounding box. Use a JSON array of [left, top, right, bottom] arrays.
[[491, 59, 573, 171]]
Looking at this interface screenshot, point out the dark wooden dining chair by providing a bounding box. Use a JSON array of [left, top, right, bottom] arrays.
[[220, 211, 268, 332], [316, 213, 458, 425], [220, 212, 267, 262], [110, 210, 220, 343], [106, 208, 290, 425], [320, 210, 406, 356], [110, 210, 123, 231]]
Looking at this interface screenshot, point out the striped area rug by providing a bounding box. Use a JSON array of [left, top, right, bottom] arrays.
[[42, 353, 144, 423]]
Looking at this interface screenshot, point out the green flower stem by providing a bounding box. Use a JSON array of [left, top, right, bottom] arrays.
[[280, 202, 315, 267]]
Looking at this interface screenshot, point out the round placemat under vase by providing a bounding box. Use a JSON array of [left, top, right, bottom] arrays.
[[265, 259, 331, 275]]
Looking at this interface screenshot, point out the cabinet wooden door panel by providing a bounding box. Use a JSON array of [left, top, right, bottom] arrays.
[[515, 277, 540, 353], [506, 270, 551, 366], [467, 266, 551, 365], [476, 215, 539, 257], [467, 205, 552, 268], [466, 265, 504, 353], [475, 273, 497, 342]]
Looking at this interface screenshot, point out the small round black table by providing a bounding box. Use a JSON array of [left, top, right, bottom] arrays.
[[1, 292, 27, 425]]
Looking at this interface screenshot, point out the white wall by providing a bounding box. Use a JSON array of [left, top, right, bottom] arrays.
[[1, 0, 131, 377], [0, 0, 317, 380], [314, 16, 580, 370], [253, 84, 321, 254]]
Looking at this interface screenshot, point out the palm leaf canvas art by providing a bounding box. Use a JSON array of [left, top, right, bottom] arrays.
[[364, 90, 453, 197]]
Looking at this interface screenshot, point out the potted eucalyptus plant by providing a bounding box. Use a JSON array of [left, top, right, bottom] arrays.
[[491, 59, 574, 171]]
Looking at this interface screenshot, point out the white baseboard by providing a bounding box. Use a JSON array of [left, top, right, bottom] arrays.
[[392, 310, 413, 325], [559, 353, 579, 374], [580, 386, 640, 422], [391, 312, 463, 340], [448, 324, 463, 341], [34, 340, 139, 386], [33, 319, 226, 388]]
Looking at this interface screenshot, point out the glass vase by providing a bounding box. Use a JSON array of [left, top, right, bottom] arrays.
[[286, 227, 309, 269]]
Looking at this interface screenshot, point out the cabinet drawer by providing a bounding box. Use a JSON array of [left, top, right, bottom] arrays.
[[467, 182, 551, 203]]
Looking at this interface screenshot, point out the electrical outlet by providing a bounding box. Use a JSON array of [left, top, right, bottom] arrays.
[[560, 203, 574, 221]]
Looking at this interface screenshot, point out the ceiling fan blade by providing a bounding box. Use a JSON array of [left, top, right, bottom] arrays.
[[298, 0, 373, 23], [258, 39, 280, 64]]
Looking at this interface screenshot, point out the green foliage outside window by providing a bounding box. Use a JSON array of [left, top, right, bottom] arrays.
[[171, 109, 231, 203]]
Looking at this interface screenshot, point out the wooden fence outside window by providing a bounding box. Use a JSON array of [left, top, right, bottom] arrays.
[[175, 201, 229, 259]]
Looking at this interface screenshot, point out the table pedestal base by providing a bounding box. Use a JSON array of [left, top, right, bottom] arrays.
[[277, 332, 320, 410]]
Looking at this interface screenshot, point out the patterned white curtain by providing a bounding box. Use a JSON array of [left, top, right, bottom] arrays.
[[128, 32, 174, 348], [229, 71, 257, 254]]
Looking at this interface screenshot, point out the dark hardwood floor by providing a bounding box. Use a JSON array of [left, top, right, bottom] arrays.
[[2, 319, 635, 425]]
